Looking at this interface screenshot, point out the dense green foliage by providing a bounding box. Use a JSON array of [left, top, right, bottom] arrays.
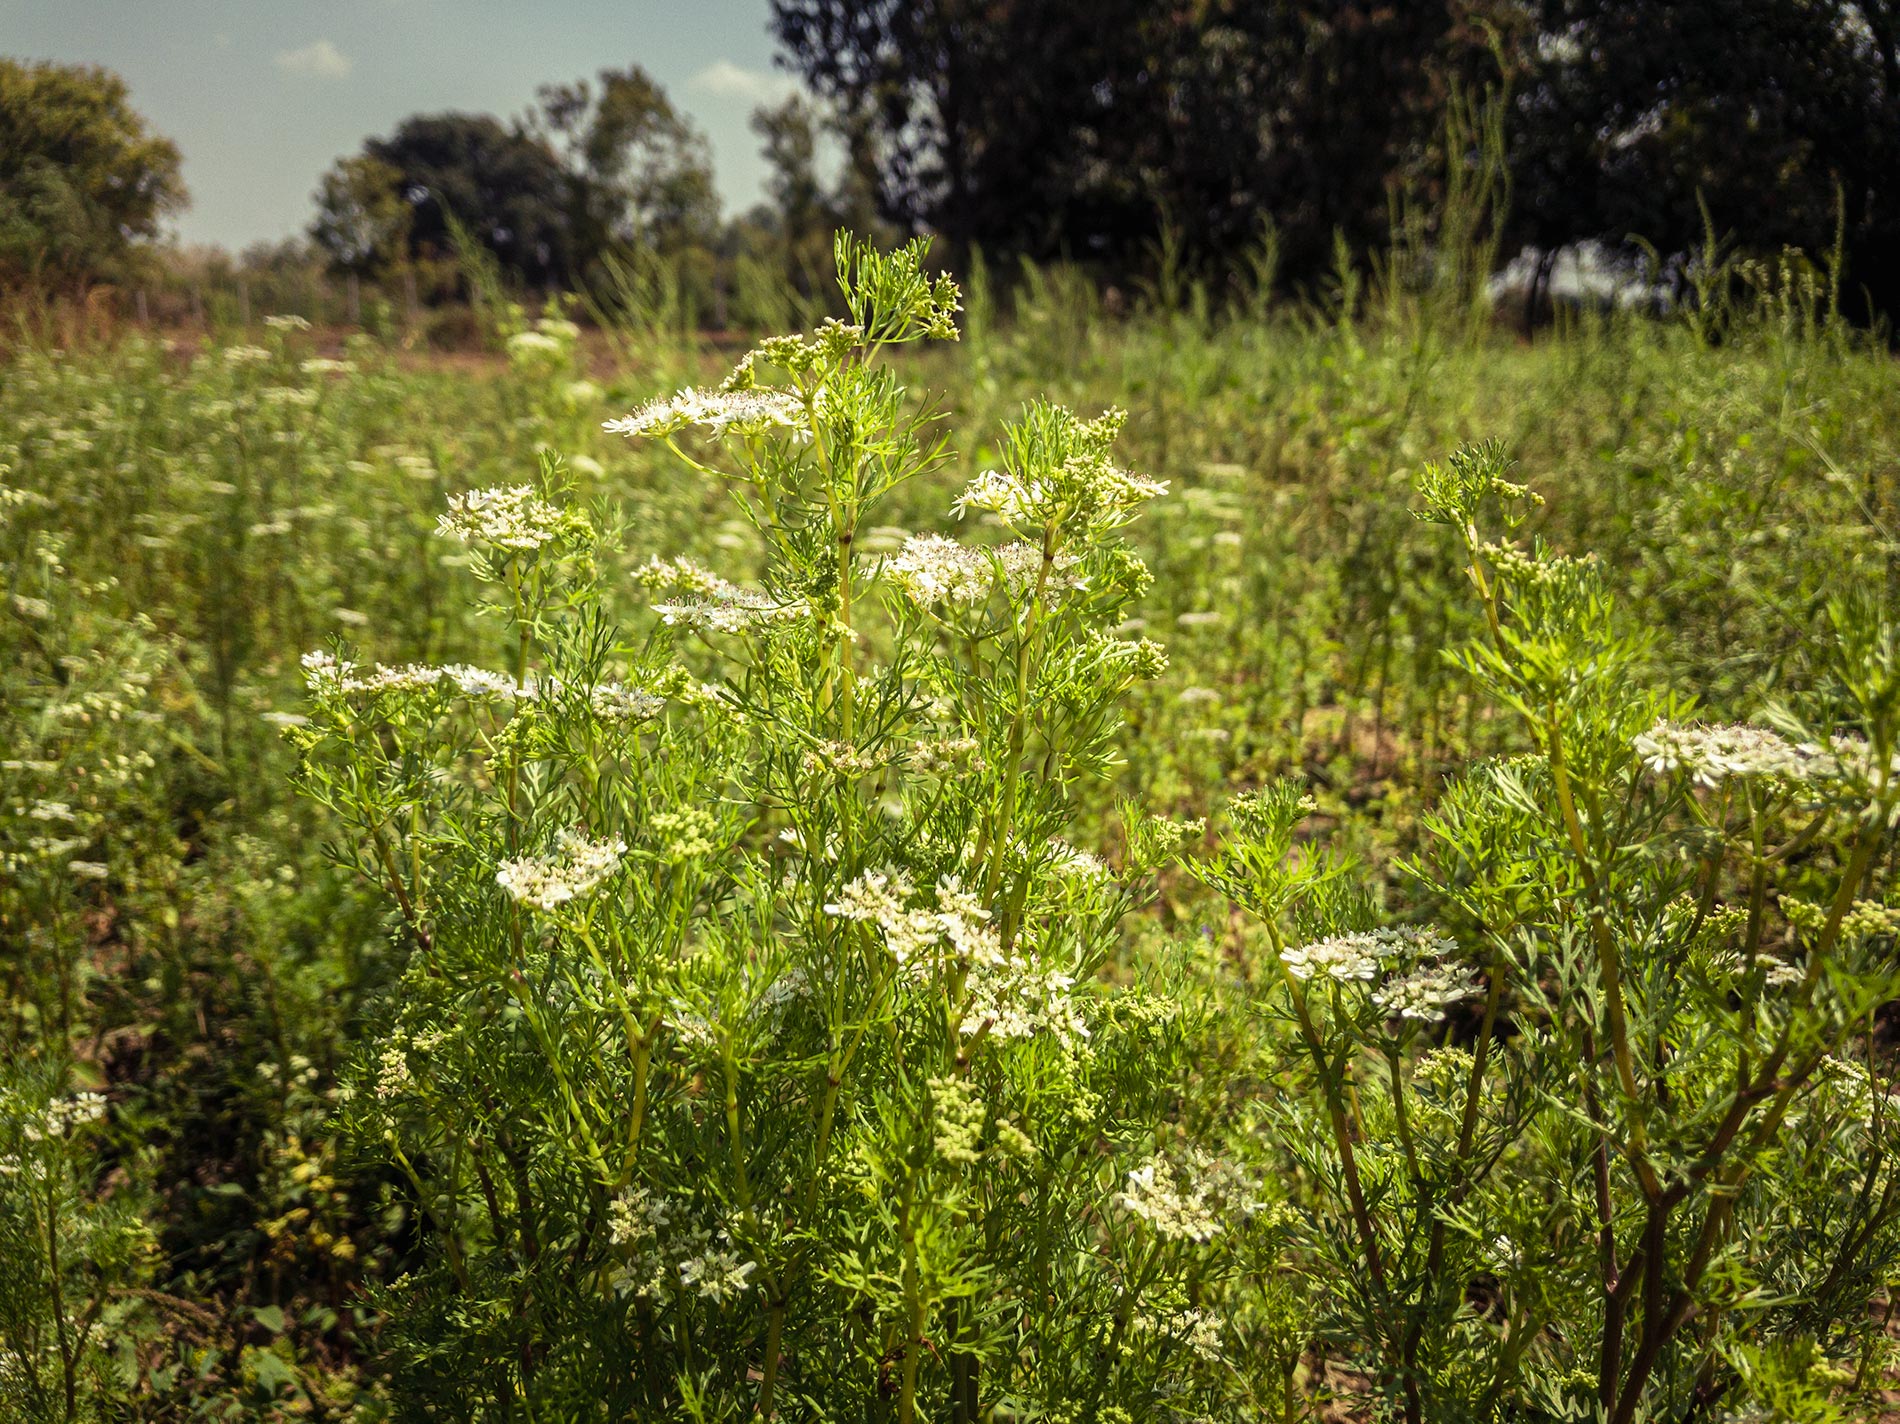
[[1509, 0, 1900, 318], [772, 0, 1900, 311], [5, 239, 1900, 1421], [0, 59, 186, 291], [310, 70, 721, 291]]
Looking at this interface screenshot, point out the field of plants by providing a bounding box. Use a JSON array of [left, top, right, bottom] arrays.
[[6, 236, 1900, 1423]]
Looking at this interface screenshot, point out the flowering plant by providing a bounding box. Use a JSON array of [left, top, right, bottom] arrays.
[[288, 236, 1273, 1421], [1184, 442, 1900, 1422]]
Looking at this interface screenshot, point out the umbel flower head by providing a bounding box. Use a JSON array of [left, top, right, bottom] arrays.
[[604, 388, 806, 440], [437, 484, 587, 553], [496, 830, 628, 913], [638, 555, 807, 634], [1279, 926, 1458, 985], [1633, 720, 1866, 788], [952, 402, 1165, 536], [883, 533, 1080, 611], [1373, 964, 1483, 1022], [824, 869, 1000, 969], [1118, 1149, 1261, 1243], [300, 652, 530, 702], [297, 652, 664, 724]]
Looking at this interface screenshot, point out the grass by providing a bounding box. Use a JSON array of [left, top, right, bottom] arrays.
[[3, 261, 1899, 1418]]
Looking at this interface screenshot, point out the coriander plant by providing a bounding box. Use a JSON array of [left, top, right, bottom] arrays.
[[1187, 442, 1900, 1422], [290, 236, 1272, 1422]]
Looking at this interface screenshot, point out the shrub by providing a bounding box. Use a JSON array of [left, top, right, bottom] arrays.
[[290, 236, 1273, 1420]]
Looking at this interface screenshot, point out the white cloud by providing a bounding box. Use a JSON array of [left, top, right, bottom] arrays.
[[688, 60, 797, 106], [274, 39, 353, 81]]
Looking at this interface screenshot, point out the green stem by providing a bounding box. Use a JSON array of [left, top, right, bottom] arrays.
[[43, 1156, 76, 1423], [897, 1171, 924, 1424], [983, 522, 1060, 935], [758, 1301, 786, 1418], [1276, 956, 1387, 1299]]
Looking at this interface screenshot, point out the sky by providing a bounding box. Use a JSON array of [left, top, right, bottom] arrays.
[[1, 0, 798, 251]]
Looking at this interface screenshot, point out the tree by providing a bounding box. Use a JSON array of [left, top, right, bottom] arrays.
[[768, 0, 1508, 278], [533, 65, 720, 262], [752, 95, 826, 247], [0, 59, 186, 290], [1509, 0, 1900, 315], [744, 94, 892, 298], [309, 155, 411, 277], [312, 113, 576, 287], [313, 71, 718, 292]]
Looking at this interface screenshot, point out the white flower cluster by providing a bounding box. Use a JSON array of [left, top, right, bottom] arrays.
[[1132, 1305, 1225, 1363], [905, 736, 983, 775], [17, 1092, 108, 1142], [589, 682, 667, 722], [1372, 964, 1483, 1022], [604, 1188, 756, 1306], [1280, 927, 1457, 985], [1633, 721, 1853, 787], [640, 555, 812, 632], [506, 331, 566, 361], [1280, 935, 1377, 983], [653, 586, 806, 635], [505, 322, 575, 367], [436, 484, 574, 552], [301, 652, 529, 701], [677, 1239, 758, 1304], [1761, 959, 1806, 988], [750, 966, 810, 1025], [825, 870, 998, 968], [374, 1041, 414, 1101], [1816, 1055, 1896, 1112], [635, 555, 733, 594], [1046, 840, 1114, 885], [822, 870, 1090, 1043], [607, 1186, 673, 1247], [951, 468, 1053, 526], [298, 652, 663, 723], [951, 458, 1166, 531], [799, 740, 898, 779], [962, 955, 1089, 1047], [495, 830, 627, 912], [667, 1002, 720, 1053], [1118, 1150, 1259, 1243], [604, 387, 805, 439], [882, 533, 1078, 609]]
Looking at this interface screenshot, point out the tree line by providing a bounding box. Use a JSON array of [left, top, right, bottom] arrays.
[[5, 1, 1898, 320], [771, 0, 1900, 315]]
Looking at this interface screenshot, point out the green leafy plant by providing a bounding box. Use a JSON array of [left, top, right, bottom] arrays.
[[289, 235, 1286, 1421], [1185, 441, 1900, 1422]]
